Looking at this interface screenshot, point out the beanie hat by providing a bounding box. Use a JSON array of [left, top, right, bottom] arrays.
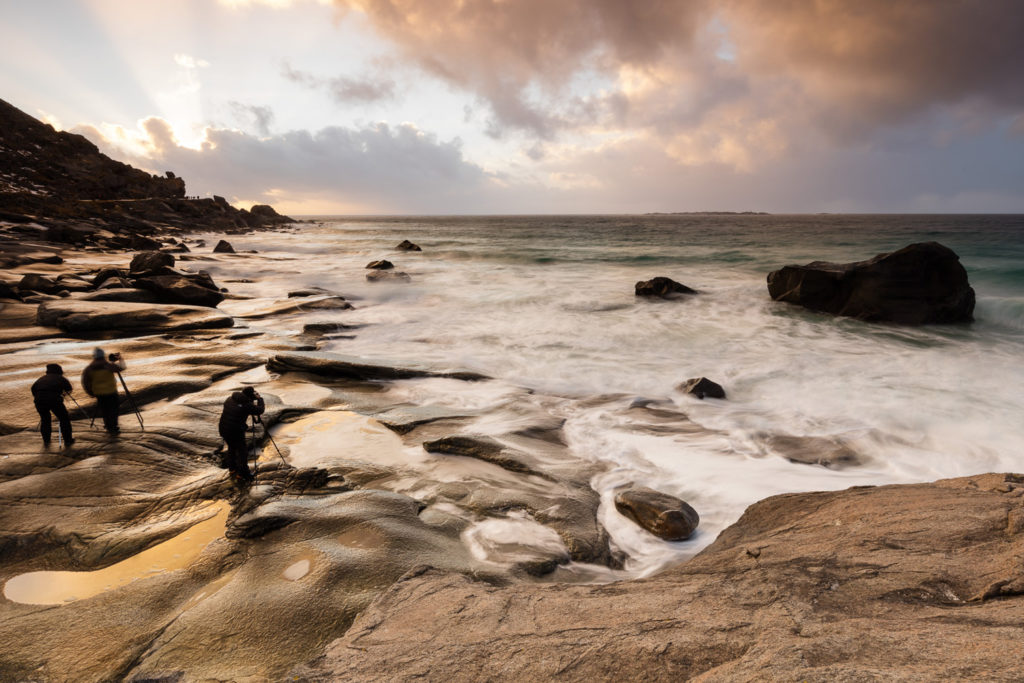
[[93, 347, 105, 360], [242, 386, 257, 397], [46, 363, 63, 374]]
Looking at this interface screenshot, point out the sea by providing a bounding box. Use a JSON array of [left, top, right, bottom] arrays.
[[198, 214, 1024, 578]]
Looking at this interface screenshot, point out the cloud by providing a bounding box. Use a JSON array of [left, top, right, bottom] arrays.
[[173, 53, 210, 70], [78, 116, 495, 213], [282, 61, 396, 104], [332, 0, 1024, 159], [228, 101, 275, 136]]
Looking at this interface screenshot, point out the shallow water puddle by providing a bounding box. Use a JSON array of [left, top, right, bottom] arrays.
[[3, 502, 229, 605], [282, 559, 311, 581], [267, 411, 407, 468]]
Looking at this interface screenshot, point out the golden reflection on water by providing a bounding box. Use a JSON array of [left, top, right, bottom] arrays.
[[3, 502, 229, 606]]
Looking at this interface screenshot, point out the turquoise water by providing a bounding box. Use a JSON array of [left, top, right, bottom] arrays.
[[204, 214, 1024, 574]]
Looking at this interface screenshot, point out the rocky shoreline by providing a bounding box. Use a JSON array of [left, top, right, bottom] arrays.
[[0, 227, 1020, 680], [1, 98, 1020, 680]]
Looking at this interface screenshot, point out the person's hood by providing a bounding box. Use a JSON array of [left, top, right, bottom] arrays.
[[45, 363, 63, 375]]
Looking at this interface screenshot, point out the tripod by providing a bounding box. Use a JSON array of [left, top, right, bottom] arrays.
[[254, 415, 288, 467], [64, 391, 94, 428], [115, 370, 144, 430]]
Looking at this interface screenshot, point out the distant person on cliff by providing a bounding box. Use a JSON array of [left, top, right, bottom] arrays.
[[81, 348, 126, 436], [31, 363, 74, 448], [218, 386, 265, 483]]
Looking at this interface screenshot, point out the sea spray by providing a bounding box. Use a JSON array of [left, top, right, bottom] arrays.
[[201, 214, 1024, 575]]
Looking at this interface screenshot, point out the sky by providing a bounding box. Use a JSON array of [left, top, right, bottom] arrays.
[[2, 0, 1023, 215]]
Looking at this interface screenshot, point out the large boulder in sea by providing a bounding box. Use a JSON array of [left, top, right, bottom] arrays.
[[213, 239, 235, 254], [614, 486, 699, 541], [767, 241, 975, 324], [396, 240, 422, 252], [635, 276, 697, 298]]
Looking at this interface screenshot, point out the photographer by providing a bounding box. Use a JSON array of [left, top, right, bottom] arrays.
[[218, 386, 265, 483], [81, 348, 126, 436], [31, 363, 74, 448]]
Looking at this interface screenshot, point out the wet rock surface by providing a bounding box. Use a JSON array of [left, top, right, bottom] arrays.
[[678, 376, 726, 399], [767, 241, 976, 324], [0, 130, 1015, 682], [614, 486, 700, 540], [296, 474, 1024, 682], [36, 300, 233, 334], [635, 276, 697, 298]]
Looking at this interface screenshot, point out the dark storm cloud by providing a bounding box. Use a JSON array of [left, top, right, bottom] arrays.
[[282, 61, 396, 104], [335, 0, 1024, 141]]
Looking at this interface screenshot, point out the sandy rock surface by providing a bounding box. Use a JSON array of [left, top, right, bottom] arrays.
[[296, 473, 1024, 682]]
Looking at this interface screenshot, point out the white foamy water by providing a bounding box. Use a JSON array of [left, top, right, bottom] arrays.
[[198, 214, 1024, 576]]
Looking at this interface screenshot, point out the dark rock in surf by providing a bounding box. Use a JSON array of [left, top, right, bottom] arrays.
[[766, 241, 975, 325], [302, 322, 359, 335], [396, 240, 422, 252], [614, 487, 699, 541], [366, 260, 394, 270], [266, 350, 489, 382], [679, 377, 726, 400], [288, 287, 338, 298], [366, 270, 411, 282], [129, 250, 174, 274], [765, 434, 863, 469], [635, 276, 697, 298], [213, 239, 236, 254]]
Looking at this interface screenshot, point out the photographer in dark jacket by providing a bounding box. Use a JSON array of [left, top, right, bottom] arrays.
[[31, 364, 74, 448], [218, 386, 265, 482]]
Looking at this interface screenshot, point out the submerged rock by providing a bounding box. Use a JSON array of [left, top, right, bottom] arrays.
[[423, 435, 552, 479], [366, 270, 411, 282], [614, 486, 699, 541], [213, 239, 235, 253], [678, 377, 726, 399], [635, 276, 697, 298], [366, 259, 394, 270], [396, 239, 422, 251], [764, 434, 863, 469], [767, 241, 975, 324]]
